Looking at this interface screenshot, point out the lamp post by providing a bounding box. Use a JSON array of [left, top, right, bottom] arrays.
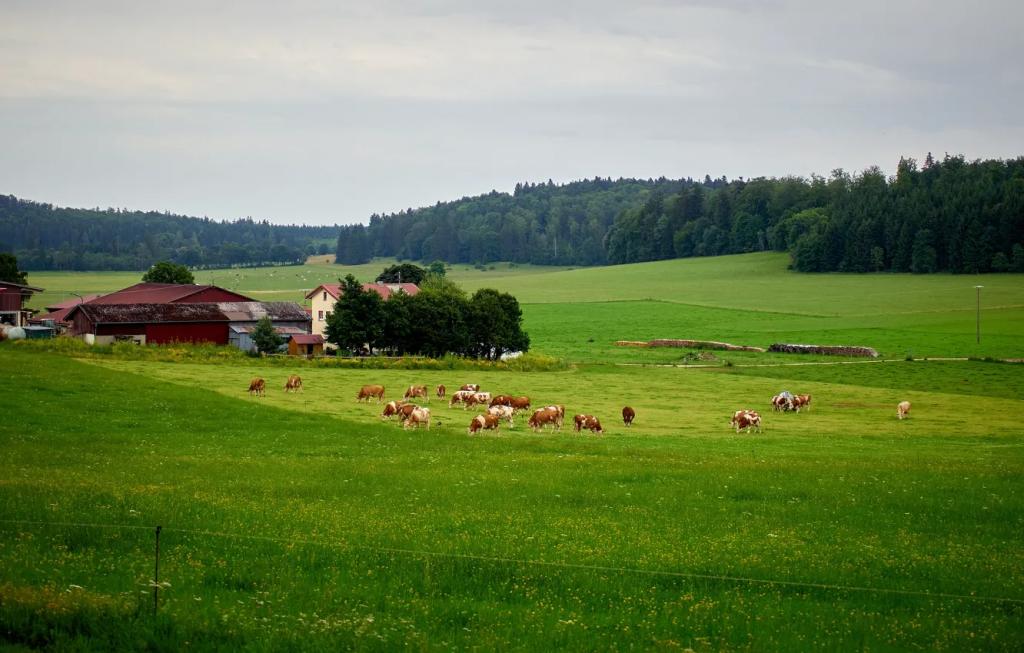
[[975, 285, 983, 344]]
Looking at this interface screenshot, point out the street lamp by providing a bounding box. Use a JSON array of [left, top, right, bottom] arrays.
[[975, 285, 984, 344]]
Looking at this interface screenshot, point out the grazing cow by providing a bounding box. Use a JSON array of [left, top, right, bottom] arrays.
[[489, 394, 514, 407], [528, 407, 562, 432], [357, 384, 385, 403], [248, 377, 266, 397], [771, 394, 793, 412], [449, 390, 475, 408], [897, 401, 911, 420], [436, 385, 446, 399], [731, 410, 762, 434], [542, 405, 565, 427], [793, 394, 812, 411], [622, 406, 636, 427], [468, 413, 501, 434], [509, 396, 531, 412], [574, 414, 604, 434], [402, 406, 431, 430], [284, 375, 303, 393], [487, 404, 515, 427], [465, 392, 492, 409], [381, 400, 407, 420], [460, 384, 480, 392], [404, 384, 429, 402]]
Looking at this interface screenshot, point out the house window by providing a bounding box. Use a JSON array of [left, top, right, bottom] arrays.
[[323, 291, 327, 301], [318, 310, 324, 321]]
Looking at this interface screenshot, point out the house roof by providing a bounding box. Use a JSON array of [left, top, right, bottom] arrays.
[[216, 302, 310, 323], [68, 303, 230, 325], [0, 280, 44, 293], [291, 334, 324, 345], [87, 282, 253, 304], [305, 282, 420, 301]]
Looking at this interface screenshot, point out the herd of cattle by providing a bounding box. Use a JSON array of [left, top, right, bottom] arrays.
[[247, 376, 914, 434]]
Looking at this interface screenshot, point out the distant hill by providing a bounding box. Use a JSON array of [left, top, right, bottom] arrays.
[[336, 155, 1024, 274], [0, 195, 339, 271]]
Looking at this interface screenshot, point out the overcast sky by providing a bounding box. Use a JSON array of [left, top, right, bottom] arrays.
[[2, 1, 1022, 225]]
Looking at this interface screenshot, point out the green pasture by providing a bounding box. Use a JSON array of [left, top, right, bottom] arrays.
[[26, 253, 1024, 361], [2, 348, 1023, 650]]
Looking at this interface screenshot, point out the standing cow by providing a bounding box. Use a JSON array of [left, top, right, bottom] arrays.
[[897, 401, 911, 420], [402, 406, 431, 430], [528, 407, 562, 432], [357, 385, 386, 402], [731, 410, 762, 434], [248, 377, 266, 397], [436, 385, 446, 400], [381, 400, 407, 420], [574, 414, 604, 434], [404, 385, 429, 402], [460, 384, 480, 392], [487, 404, 515, 427], [468, 414, 501, 435], [622, 406, 636, 427], [284, 375, 303, 393]]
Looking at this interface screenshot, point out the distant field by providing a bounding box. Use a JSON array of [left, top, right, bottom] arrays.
[[1, 349, 1022, 650], [25, 253, 1024, 361]]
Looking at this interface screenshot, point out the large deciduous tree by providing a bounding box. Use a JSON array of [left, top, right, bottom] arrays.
[[250, 316, 284, 355], [376, 263, 426, 284], [142, 261, 195, 284]]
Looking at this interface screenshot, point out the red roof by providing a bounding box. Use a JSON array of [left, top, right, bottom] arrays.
[[87, 283, 253, 305], [291, 334, 324, 345], [305, 282, 420, 301], [44, 295, 102, 312]]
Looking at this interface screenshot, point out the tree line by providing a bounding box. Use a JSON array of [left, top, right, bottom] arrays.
[[325, 274, 529, 359], [0, 195, 338, 271], [337, 155, 1024, 274]]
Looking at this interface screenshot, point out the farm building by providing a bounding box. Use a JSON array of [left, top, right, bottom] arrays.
[[32, 295, 103, 331], [288, 334, 325, 357], [0, 280, 44, 327], [306, 282, 419, 347], [221, 302, 313, 353], [65, 301, 312, 348]]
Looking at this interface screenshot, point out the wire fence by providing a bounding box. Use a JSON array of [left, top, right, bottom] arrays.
[[1, 518, 1021, 609]]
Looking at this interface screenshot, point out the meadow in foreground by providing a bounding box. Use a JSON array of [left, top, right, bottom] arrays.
[[1, 348, 1022, 650]]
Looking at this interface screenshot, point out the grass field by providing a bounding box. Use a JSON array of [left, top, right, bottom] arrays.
[[6, 254, 1024, 649], [26, 253, 1024, 362]]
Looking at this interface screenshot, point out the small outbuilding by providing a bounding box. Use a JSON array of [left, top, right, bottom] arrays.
[[0, 280, 44, 327], [288, 333, 324, 357]]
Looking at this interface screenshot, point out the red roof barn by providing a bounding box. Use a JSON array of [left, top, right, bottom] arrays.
[[87, 282, 253, 305]]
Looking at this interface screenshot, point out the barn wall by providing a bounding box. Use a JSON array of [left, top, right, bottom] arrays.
[[0, 293, 22, 311], [97, 324, 146, 336], [145, 322, 228, 345]]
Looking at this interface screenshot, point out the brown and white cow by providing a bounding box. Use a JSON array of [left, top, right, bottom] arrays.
[[771, 395, 792, 412], [465, 392, 492, 409], [248, 377, 266, 397], [404, 384, 429, 402], [449, 390, 474, 408], [460, 384, 480, 392], [357, 384, 385, 402], [489, 394, 514, 407], [897, 401, 911, 420], [622, 406, 636, 427], [468, 413, 501, 435], [381, 400, 407, 420], [528, 407, 562, 432], [731, 410, 762, 434], [509, 396, 531, 412], [487, 404, 515, 427], [436, 384, 446, 399], [574, 414, 604, 434], [542, 405, 565, 427], [402, 406, 431, 430], [284, 375, 303, 393], [793, 394, 812, 411]]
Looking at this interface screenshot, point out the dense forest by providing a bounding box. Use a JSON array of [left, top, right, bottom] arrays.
[[338, 155, 1024, 273], [0, 195, 338, 270]]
